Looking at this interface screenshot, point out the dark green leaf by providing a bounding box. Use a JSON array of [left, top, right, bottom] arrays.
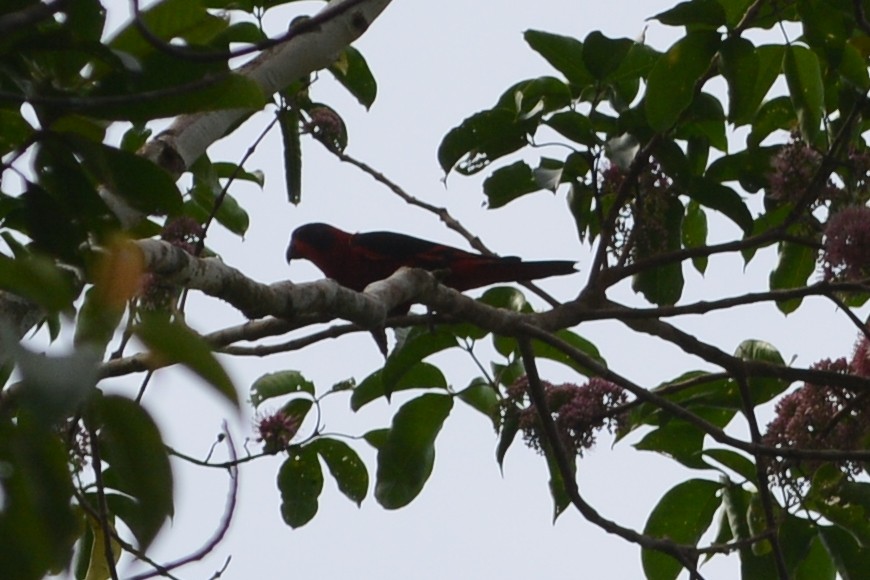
[[642, 479, 722, 580], [524, 30, 594, 87], [279, 108, 302, 204], [645, 31, 720, 132], [819, 524, 870, 580], [73, 286, 124, 354], [0, 420, 78, 580], [740, 510, 820, 577], [438, 109, 529, 176], [375, 394, 453, 509], [687, 177, 753, 234], [545, 111, 597, 145], [250, 370, 315, 407], [135, 316, 239, 409], [719, 37, 760, 124], [351, 362, 447, 411], [363, 428, 389, 450], [784, 44, 824, 144], [795, 534, 837, 580], [0, 253, 77, 312], [807, 470, 870, 548], [705, 145, 779, 192], [483, 161, 540, 208], [67, 136, 182, 215], [457, 378, 499, 427], [544, 444, 574, 522], [582, 31, 634, 80], [676, 92, 727, 152], [702, 448, 757, 483], [310, 438, 368, 507], [328, 46, 377, 109], [748, 96, 796, 148], [381, 327, 457, 400], [682, 200, 708, 273], [109, 0, 225, 56], [278, 445, 324, 528], [92, 395, 173, 549], [495, 329, 605, 376], [734, 339, 789, 404], [631, 196, 685, 305], [653, 0, 726, 28], [769, 241, 817, 313], [92, 74, 265, 122], [496, 410, 520, 472], [0, 110, 34, 156], [213, 162, 265, 187]]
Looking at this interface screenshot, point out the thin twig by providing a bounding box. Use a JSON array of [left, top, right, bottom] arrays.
[[129, 423, 239, 580], [87, 424, 120, 580]]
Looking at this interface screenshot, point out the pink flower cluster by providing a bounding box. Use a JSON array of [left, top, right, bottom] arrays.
[[822, 205, 870, 281], [505, 376, 627, 456], [257, 410, 302, 455], [762, 339, 870, 483]]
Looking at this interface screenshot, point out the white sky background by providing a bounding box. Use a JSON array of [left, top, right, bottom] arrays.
[[83, 1, 866, 578]]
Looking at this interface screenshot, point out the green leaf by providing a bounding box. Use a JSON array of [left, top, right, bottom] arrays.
[[686, 177, 753, 235], [250, 370, 315, 407], [719, 37, 760, 124], [92, 74, 266, 122], [635, 417, 729, 469], [11, 340, 100, 427], [381, 327, 457, 400], [795, 534, 837, 580], [807, 470, 870, 548], [67, 135, 182, 215], [375, 394, 453, 509], [74, 286, 124, 354], [328, 46, 377, 109], [438, 108, 530, 176], [277, 445, 324, 528], [495, 329, 605, 376], [91, 395, 173, 549], [740, 510, 820, 577], [631, 196, 685, 305], [682, 200, 708, 273], [135, 316, 239, 409], [0, 419, 78, 580], [524, 30, 594, 87], [705, 145, 779, 192], [351, 362, 447, 411], [784, 44, 824, 144], [819, 524, 870, 580], [749, 96, 796, 147], [702, 448, 757, 482], [483, 161, 541, 208], [642, 479, 722, 580], [109, 0, 225, 56], [0, 253, 77, 312], [278, 108, 302, 204], [0, 110, 34, 156], [544, 444, 574, 522], [545, 111, 597, 145], [734, 339, 789, 404], [645, 31, 720, 132], [653, 0, 726, 28], [309, 438, 368, 507], [582, 31, 634, 80], [456, 378, 500, 427], [496, 410, 520, 472], [769, 240, 817, 313]]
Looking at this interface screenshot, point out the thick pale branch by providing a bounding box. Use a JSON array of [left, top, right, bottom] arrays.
[[139, 0, 393, 174]]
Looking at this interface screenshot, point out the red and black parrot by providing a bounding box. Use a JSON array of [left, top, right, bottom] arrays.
[[286, 223, 576, 293]]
